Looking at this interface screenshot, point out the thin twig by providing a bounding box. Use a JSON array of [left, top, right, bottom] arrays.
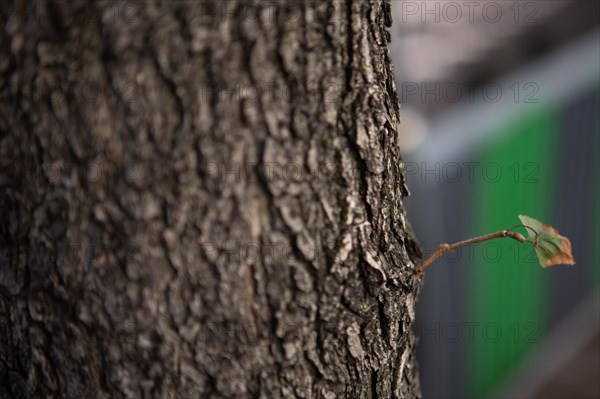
[[507, 224, 539, 247], [413, 230, 526, 275]]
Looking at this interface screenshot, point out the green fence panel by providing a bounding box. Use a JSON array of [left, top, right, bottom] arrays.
[[464, 108, 558, 397]]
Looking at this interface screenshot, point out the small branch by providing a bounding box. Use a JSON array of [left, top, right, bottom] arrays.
[[508, 224, 539, 247], [413, 230, 526, 275]]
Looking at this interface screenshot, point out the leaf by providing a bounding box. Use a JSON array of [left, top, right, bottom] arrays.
[[518, 215, 575, 268]]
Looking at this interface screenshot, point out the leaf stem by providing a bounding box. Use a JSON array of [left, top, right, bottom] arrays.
[[508, 224, 539, 247], [413, 230, 526, 275]]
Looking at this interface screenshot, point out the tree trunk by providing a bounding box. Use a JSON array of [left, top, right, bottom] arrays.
[[0, 0, 422, 397]]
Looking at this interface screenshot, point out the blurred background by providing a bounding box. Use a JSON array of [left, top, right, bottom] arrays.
[[389, 1, 599, 398]]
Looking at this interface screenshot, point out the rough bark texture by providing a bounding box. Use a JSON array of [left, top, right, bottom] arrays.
[[0, 0, 423, 397]]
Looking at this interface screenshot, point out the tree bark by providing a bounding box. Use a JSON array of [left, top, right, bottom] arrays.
[[0, 0, 423, 397]]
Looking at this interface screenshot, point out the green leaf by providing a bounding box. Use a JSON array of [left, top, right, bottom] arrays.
[[518, 215, 575, 268]]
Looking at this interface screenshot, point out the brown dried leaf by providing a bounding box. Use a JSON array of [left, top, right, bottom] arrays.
[[518, 215, 575, 268]]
